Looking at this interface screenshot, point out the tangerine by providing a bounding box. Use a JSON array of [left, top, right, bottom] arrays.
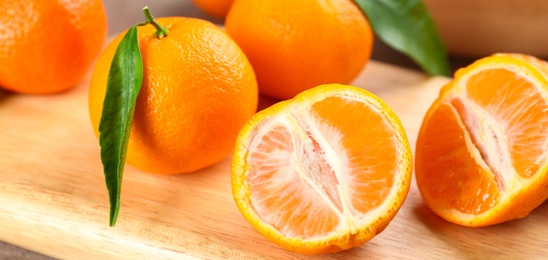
[[232, 84, 412, 254], [0, 0, 107, 94], [415, 53, 548, 226], [225, 0, 373, 100], [89, 17, 258, 174]]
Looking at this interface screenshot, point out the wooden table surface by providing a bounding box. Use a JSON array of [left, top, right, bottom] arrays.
[[4, 56, 548, 259], [4, 0, 548, 260]]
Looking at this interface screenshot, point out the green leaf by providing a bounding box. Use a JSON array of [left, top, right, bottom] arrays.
[[355, 0, 450, 76], [98, 26, 143, 227]]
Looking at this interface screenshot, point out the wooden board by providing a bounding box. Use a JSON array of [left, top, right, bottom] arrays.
[[1, 60, 547, 259]]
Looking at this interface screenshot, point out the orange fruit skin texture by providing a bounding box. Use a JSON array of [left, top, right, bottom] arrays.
[[232, 84, 412, 254], [88, 18, 258, 174], [192, 0, 234, 19], [0, 0, 107, 94], [415, 53, 548, 227], [225, 0, 373, 100]]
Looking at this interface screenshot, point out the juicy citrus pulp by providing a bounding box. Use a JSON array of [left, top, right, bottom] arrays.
[[415, 53, 548, 226], [232, 84, 412, 254]]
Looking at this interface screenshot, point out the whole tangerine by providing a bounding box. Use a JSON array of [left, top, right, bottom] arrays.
[[225, 0, 373, 100], [88, 17, 258, 174], [192, 0, 234, 20], [0, 0, 107, 94]]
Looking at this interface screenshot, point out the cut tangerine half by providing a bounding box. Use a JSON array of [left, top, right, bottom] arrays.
[[415, 53, 548, 227], [231, 84, 412, 254]]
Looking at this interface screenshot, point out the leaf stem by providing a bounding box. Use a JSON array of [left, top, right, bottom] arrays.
[[142, 6, 170, 38]]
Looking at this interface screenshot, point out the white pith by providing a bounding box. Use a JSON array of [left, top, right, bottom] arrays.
[[289, 110, 358, 234], [450, 95, 514, 192]]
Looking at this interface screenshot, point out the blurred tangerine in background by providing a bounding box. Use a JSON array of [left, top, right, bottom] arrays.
[[192, 0, 234, 20], [225, 0, 373, 100], [0, 0, 107, 94]]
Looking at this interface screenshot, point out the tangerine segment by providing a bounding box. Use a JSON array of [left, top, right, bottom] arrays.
[[416, 100, 501, 217], [232, 84, 412, 254], [308, 96, 401, 215], [416, 54, 548, 226]]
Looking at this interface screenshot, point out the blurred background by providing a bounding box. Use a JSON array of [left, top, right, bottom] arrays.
[[100, 0, 434, 72], [100, 0, 548, 73], [103, 0, 548, 74]]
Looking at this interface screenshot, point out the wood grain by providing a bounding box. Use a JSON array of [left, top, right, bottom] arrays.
[[1, 61, 547, 259]]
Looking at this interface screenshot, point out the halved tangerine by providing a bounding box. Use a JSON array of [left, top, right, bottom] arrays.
[[231, 84, 412, 254], [415, 53, 548, 227]]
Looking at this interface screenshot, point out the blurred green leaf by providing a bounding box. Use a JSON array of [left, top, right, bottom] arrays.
[[355, 0, 451, 76]]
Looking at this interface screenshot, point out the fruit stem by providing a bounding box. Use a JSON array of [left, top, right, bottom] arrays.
[[141, 6, 170, 38]]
